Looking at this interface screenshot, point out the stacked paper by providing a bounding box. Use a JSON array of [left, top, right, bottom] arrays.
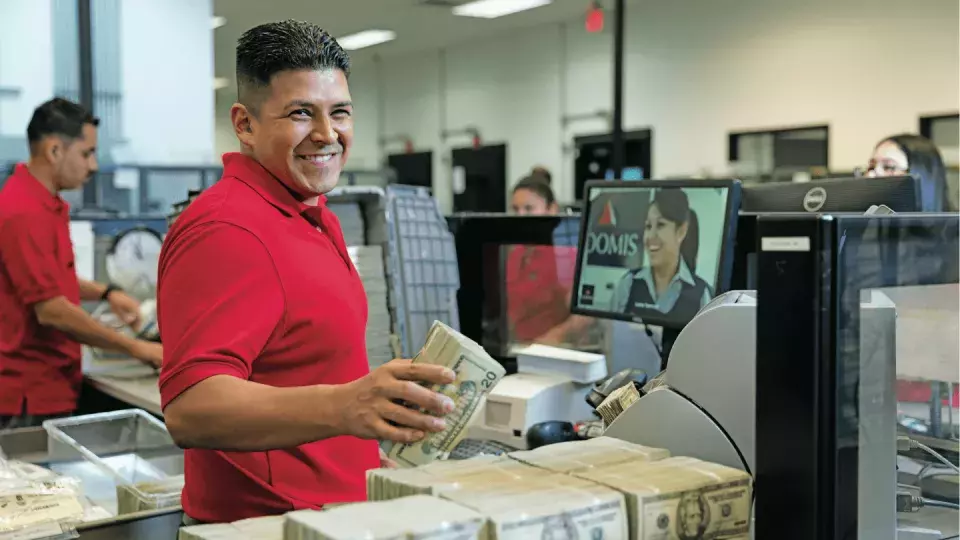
[[368, 455, 549, 501], [383, 321, 507, 468], [283, 495, 484, 540], [574, 456, 753, 540], [116, 475, 184, 514], [178, 516, 283, 540], [507, 436, 669, 474], [438, 473, 629, 540], [328, 202, 366, 246], [596, 384, 642, 426], [347, 245, 395, 368]]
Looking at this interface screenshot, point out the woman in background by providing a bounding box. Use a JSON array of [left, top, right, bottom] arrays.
[[868, 133, 953, 212], [506, 173, 593, 347], [611, 189, 712, 322]]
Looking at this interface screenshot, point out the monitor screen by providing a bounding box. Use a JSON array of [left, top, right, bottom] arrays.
[[741, 175, 919, 213], [448, 214, 603, 363], [571, 180, 742, 329]]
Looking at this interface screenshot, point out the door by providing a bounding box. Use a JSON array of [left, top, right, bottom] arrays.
[[387, 151, 433, 192], [574, 130, 652, 201], [451, 144, 507, 213]]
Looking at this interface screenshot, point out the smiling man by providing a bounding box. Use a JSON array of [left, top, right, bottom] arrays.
[[157, 21, 455, 524]]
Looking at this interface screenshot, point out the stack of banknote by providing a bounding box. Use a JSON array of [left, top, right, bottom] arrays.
[[383, 321, 506, 468], [506, 436, 669, 474], [595, 383, 642, 426], [368, 454, 549, 501], [574, 456, 753, 540], [283, 495, 485, 540], [328, 202, 366, 247], [437, 473, 630, 540], [347, 245, 395, 369], [116, 475, 184, 514], [178, 515, 284, 540]]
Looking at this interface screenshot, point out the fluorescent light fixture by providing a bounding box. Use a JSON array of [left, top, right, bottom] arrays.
[[453, 0, 552, 19], [211, 16, 226, 29], [213, 77, 230, 90], [337, 29, 396, 50]]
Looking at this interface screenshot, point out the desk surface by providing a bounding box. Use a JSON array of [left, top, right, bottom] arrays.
[[83, 347, 162, 416]]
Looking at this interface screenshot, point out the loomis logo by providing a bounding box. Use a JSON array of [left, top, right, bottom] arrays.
[[586, 199, 640, 266]]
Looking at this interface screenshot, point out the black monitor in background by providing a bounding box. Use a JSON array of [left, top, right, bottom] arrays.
[[447, 213, 586, 372], [570, 179, 742, 334], [740, 175, 919, 213], [732, 176, 923, 290]]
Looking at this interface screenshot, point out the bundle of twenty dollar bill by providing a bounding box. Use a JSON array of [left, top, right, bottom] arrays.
[[382, 320, 506, 468]]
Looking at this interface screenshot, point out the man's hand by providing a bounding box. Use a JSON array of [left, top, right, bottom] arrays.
[[338, 359, 456, 444], [107, 291, 142, 329], [129, 340, 163, 368], [379, 447, 398, 469]]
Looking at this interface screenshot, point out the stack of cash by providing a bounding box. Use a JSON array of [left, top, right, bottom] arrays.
[[507, 436, 669, 474], [178, 516, 283, 540], [574, 456, 753, 540], [595, 383, 642, 426], [328, 202, 366, 246], [368, 454, 549, 501], [438, 473, 629, 540], [384, 321, 506, 468], [283, 495, 484, 540], [347, 245, 395, 369], [116, 475, 184, 514]]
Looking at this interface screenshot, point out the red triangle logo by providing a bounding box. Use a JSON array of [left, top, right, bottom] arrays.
[[598, 200, 616, 226]]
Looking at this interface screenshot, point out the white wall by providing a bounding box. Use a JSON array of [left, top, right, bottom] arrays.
[[0, 0, 54, 138], [342, 0, 959, 212], [115, 0, 215, 165]]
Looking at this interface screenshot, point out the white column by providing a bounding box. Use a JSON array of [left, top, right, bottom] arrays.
[[114, 0, 215, 165], [0, 0, 54, 140]]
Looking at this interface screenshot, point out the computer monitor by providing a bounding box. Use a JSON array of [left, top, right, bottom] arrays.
[[448, 213, 601, 370], [570, 179, 742, 330], [740, 175, 919, 213]]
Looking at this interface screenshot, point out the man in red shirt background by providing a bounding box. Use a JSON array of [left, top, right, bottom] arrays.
[[0, 98, 163, 430], [158, 21, 454, 524]]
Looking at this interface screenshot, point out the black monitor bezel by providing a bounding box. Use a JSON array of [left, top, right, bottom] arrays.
[[570, 178, 743, 329], [740, 175, 919, 213]]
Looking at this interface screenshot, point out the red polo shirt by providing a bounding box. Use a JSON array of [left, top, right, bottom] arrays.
[[0, 165, 82, 416], [506, 245, 577, 342], [157, 153, 379, 523]]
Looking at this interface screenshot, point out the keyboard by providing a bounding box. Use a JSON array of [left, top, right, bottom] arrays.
[[449, 438, 517, 460]]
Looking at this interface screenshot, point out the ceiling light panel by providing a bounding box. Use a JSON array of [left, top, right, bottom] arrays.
[[453, 0, 552, 19], [337, 29, 397, 50]]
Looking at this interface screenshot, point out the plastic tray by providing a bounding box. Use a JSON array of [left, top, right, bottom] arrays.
[[42, 410, 183, 516]]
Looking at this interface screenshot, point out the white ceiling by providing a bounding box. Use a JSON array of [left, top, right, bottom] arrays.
[[213, 0, 623, 80]]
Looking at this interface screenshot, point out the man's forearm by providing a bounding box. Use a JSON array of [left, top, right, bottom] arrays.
[[78, 279, 107, 302], [35, 296, 137, 354], [163, 375, 347, 451]]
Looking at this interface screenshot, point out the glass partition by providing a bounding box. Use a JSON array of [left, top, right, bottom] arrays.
[[755, 212, 959, 540]]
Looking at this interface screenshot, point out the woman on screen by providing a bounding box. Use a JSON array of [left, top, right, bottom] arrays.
[[506, 174, 593, 347], [610, 189, 713, 322], [868, 133, 953, 211]]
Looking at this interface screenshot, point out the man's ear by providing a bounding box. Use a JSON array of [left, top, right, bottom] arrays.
[[43, 137, 63, 163], [231, 103, 256, 148]]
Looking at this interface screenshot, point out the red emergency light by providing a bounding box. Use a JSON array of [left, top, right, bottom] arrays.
[[585, 2, 604, 33]]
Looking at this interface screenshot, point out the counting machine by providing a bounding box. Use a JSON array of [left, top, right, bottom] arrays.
[[603, 289, 910, 540]]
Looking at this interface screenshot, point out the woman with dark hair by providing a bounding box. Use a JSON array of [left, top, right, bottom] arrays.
[[868, 133, 953, 211], [506, 175, 593, 346], [610, 189, 713, 321]]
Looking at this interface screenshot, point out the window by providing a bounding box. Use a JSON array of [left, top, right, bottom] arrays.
[[920, 114, 959, 210], [728, 125, 829, 185]]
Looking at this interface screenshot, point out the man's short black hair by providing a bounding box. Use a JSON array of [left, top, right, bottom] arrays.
[[26, 97, 99, 145], [236, 20, 351, 114]]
